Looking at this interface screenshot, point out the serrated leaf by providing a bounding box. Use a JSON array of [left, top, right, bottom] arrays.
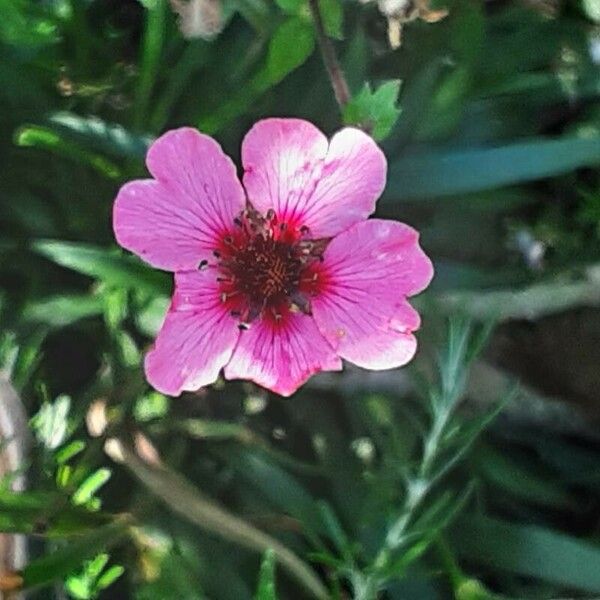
[[343, 81, 401, 141]]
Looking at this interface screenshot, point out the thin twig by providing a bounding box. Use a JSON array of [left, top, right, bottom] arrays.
[[109, 440, 328, 600], [307, 0, 351, 108]]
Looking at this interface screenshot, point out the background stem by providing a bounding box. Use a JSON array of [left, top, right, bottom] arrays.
[[307, 0, 351, 109]]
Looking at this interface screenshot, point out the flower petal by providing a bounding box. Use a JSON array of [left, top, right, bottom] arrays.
[[114, 127, 245, 271], [242, 118, 328, 227], [311, 219, 434, 370], [242, 119, 386, 237], [223, 312, 342, 397], [145, 269, 240, 395]]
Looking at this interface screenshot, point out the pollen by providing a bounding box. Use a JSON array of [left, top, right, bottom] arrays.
[[214, 207, 326, 323]]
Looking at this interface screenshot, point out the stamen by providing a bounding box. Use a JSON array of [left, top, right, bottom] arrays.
[[198, 259, 208, 270], [238, 322, 250, 330], [216, 207, 326, 321]]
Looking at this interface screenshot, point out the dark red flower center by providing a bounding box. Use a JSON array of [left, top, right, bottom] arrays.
[[213, 208, 326, 325]]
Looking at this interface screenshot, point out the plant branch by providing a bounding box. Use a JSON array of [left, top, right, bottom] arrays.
[[307, 0, 351, 109], [109, 440, 328, 600]]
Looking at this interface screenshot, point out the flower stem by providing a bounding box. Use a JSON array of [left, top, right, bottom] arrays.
[[307, 0, 351, 109], [112, 440, 329, 600]]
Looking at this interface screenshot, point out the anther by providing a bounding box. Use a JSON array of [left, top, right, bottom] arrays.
[[234, 217, 242, 227], [224, 236, 234, 245], [230, 310, 241, 317], [238, 322, 250, 330], [213, 250, 221, 258], [198, 259, 208, 270]]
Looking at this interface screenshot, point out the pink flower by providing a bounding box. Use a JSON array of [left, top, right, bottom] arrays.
[[113, 119, 433, 397]]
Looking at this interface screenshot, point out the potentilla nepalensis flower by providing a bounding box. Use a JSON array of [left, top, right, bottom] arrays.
[[113, 119, 433, 397]]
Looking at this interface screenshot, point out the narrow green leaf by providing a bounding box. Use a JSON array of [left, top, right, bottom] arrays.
[[0, 490, 110, 536], [32, 240, 169, 294], [134, 0, 167, 129], [452, 516, 600, 593], [255, 549, 277, 600], [15, 126, 121, 179], [72, 468, 111, 506], [96, 564, 125, 590], [47, 112, 152, 159], [383, 136, 600, 201], [22, 520, 129, 589], [23, 294, 103, 328], [472, 445, 574, 509]]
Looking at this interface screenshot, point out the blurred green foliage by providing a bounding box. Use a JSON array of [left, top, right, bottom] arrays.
[[1, 0, 600, 598]]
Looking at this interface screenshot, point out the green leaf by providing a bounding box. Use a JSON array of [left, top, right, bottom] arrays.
[[255, 549, 277, 600], [582, 0, 600, 22], [47, 112, 152, 159], [96, 564, 125, 591], [383, 136, 600, 201], [267, 17, 315, 84], [0, 0, 58, 47], [135, 392, 169, 423], [55, 440, 87, 465], [472, 445, 574, 509], [134, 295, 169, 337], [22, 520, 129, 589], [72, 468, 112, 506], [319, 0, 343, 39], [198, 17, 315, 134], [0, 490, 110, 536], [15, 126, 121, 179], [31, 395, 71, 450], [452, 516, 600, 593], [343, 81, 401, 141], [23, 295, 103, 328], [274, 0, 304, 13], [32, 240, 169, 294]]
